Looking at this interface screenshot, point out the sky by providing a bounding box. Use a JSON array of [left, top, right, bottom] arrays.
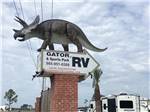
[[0, 0, 149, 108]]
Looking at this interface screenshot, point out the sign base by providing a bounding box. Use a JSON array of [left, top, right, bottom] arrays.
[[35, 97, 41, 112], [37, 70, 85, 82], [50, 74, 79, 112]]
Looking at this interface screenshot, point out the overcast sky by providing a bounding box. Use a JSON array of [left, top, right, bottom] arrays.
[[0, 0, 149, 108]]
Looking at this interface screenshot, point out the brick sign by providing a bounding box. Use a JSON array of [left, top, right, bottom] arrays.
[[37, 50, 99, 76]]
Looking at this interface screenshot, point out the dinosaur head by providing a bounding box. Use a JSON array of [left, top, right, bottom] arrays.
[[13, 15, 40, 41]]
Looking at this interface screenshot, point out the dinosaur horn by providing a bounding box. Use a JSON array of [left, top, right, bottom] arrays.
[[13, 29, 20, 32], [15, 16, 28, 27], [30, 15, 40, 26]]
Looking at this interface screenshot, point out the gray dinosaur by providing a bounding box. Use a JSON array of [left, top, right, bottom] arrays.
[[13, 15, 107, 52]]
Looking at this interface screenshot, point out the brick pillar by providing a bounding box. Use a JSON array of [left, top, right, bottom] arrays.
[[35, 97, 41, 112], [50, 74, 79, 112]]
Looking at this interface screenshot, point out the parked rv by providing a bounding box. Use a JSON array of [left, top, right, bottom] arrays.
[[0, 106, 7, 111], [87, 93, 149, 112]]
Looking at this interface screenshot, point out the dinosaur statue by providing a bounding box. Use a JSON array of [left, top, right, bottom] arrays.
[[13, 15, 107, 52]]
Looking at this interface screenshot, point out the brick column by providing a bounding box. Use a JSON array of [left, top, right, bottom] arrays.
[[35, 97, 41, 112], [50, 74, 79, 112]]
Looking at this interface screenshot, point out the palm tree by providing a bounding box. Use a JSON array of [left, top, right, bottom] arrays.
[[91, 68, 102, 112], [4, 89, 18, 111]]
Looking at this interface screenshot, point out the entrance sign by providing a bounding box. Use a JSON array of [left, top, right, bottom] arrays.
[[13, 15, 106, 112], [37, 50, 99, 76]]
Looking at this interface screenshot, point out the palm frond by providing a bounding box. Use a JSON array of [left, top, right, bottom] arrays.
[[91, 68, 103, 88]]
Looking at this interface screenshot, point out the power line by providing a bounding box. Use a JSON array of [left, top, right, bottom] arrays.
[[51, 0, 53, 19], [18, 0, 25, 20], [26, 41, 37, 68], [40, 0, 46, 91], [13, 0, 37, 68], [13, 0, 45, 91], [40, 0, 43, 21], [33, 0, 37, 15], [13, 0, 20, 17], [33, 0, 41, 46]]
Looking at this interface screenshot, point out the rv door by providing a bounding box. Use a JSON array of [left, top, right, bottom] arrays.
[[108, 99, 116, 112], [102, 98, 116, 112]]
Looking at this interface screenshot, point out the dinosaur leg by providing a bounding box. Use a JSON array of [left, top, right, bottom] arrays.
[[67, 33, 83, 52], [70, 37, 83, 52], [74, 39, 83, 52], [67, 24, 83, 52], [37, 39, 49, 52], [49, 44, 54, 50], [38, 32, 51, 52], [62, 44, 69, 51]]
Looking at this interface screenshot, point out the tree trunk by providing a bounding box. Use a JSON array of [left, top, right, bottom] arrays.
[[95, 84, 101, 112], [8, 102, 11, 111]]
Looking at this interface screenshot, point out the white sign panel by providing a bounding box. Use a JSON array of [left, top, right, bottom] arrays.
[[37, 50, 99, 76]]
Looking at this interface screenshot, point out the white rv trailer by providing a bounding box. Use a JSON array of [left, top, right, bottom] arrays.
[[0, 106, 7, 111], [102, 93, 141, 112], [87, 100, 96, 112], [87, 93, 149, 112], [140, 97, 149, 112]]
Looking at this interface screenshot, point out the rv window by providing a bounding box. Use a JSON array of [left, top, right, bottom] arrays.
[[90, 104, 93, 108], [104, 104, 106, 110], [120, 101, 133, 108]]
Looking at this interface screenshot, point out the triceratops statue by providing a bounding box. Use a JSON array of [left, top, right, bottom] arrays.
[[13, 15, 107, 52]]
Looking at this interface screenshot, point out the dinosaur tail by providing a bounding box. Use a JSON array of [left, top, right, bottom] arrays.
[[78, 32, 107, 52]]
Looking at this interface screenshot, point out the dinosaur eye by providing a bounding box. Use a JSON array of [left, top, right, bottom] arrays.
[[22, 29, 31, 34], [31, 29, 34, 32]]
